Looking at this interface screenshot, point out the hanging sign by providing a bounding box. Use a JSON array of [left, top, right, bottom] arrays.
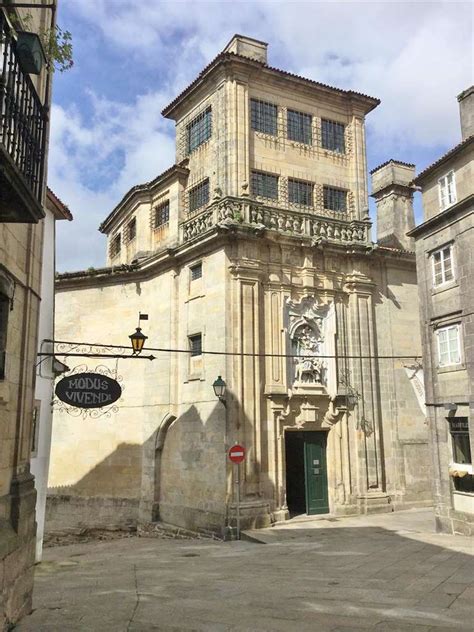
[[55, 372, 122, 409]]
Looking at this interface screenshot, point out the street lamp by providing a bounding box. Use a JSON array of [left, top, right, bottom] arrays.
[[213, 375, 226, 405], [129, 327, 147, 355]]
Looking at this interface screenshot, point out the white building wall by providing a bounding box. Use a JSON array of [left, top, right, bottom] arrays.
[[30, 208, 55, 561]]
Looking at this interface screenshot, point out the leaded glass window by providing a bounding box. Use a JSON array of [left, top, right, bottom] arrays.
[[110, 233, 121, 257], [323, 186, 347, 212], [127, 217, 136, 241], [251, 171, 279, 200], [189, 333, 202, 357], [287, 109, 312, 144], [321, 119, 345, 153], [288, 178, 313, 206], [190, 262, 202, 281], [187, 107, 212, 154], [251, 99, 277, 135], [188, 179, 210, 213], [155, 201, 170, 227]]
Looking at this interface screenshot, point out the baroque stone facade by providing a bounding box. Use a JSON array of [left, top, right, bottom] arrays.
[[408, 87, 474, 535], [49, 35, 431, 536]]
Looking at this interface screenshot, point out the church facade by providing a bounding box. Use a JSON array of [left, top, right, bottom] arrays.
[[47, 36, 431, 535]]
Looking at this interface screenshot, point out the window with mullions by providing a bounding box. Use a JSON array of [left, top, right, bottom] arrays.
[[438, 171, 456, 210], [187, 107, 212, 154], [189, 333, 202, 357], [432, 245, 454, 286], [155, 201, 170, 227], [288, 178, 313, 206], [127, 217, 136, 242], [321, 119, 345, 153], [287, 109, 312, 144], [323, 186, 347, 212], [190, 262, 202, 281], [437, 324, 461, 367], [251, 99, 277, 135], [251, 171, 279, 200], [110, 233, 121, 257], [188, 179, 210, 213]]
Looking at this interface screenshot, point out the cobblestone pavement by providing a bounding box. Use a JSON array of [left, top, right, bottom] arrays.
[[17, 509, 474, 631]]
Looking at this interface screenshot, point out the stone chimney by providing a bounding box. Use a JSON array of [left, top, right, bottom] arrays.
[[370, 160, 416, 251], [457, 86, 474, 141], [223, 34, 268, 64]]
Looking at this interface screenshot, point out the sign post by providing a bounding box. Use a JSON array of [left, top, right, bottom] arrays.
[[228, 444, 245, 540]]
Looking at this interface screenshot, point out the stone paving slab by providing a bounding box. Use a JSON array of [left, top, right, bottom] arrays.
[[16, 509, 474, 631]]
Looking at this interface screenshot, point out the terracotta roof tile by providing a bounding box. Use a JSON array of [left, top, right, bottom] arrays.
[[162, 51, 380, 117], [370, 159, 415, 175], [414, 135, 474, 184], [46, 187, 73, 220]]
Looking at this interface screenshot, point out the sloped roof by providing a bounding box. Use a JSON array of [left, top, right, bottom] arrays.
[[46, 187, 73, 220], [413, 135, 474, 184], [99, 163, 189, 234], [162, 51, 380, 118]]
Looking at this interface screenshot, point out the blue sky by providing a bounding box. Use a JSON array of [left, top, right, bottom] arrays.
[[50, 0, 473, 271]]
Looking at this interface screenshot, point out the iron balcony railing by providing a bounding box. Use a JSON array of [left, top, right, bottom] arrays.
[[0, 11, 47, 206]]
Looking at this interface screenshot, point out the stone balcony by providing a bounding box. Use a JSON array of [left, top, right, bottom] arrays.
[[181, 196, 372, 246]]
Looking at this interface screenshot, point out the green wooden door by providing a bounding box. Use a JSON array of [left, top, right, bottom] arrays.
[[304, 432, 329, 515]]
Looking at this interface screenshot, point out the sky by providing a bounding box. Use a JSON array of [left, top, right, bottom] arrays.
[[50, 0, 474, 272]]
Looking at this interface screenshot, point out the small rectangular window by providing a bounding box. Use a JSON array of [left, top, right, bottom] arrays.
[[189, 179, 210, 213], [251, 171, 279, 200], [432, 245, 454, 286], [0, 295, 9, 380], [190, 263, 202, 281], [31, 401, 41, 455], [287, 109, 312, 145], [323, 186, 347, 212], [110, 233, 121, 257], [189, 333, 202, 357], [321, 119, 346, 153], [288, 178, 313, 206], [437, 324, 461, 366], [187, 107, 212, 154], [438, 171, 456, 210], [449, 418, 471, 465], [251, 99, 277, 135], [127, 217, 136, 242], [155, 201, 170, 227]]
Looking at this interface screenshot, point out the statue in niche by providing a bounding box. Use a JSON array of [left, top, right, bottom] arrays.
[[292, 324, 325, 385]]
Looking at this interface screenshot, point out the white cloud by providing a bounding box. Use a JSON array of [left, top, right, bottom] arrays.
[[52, 0, 473, 270]]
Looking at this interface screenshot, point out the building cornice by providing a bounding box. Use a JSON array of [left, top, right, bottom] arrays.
[[161, 51, 380, 120], [99, 163, 189, 235], [57, 213, 415, 291], [413, 135, 474, 185], [407, 194, 474, 239]]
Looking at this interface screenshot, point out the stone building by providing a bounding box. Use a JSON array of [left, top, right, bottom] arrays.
[[48, 35, 431, 536], [0, 1, 57, 627], [408, 87, 474, 535]]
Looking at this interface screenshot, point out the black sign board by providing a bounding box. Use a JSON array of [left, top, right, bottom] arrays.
[[55, 372, 122, 409]]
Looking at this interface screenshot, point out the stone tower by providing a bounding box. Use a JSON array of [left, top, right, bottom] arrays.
[[371, 160, 416, 250]]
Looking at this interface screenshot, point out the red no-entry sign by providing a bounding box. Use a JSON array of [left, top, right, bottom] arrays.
[[228, 444, 245, 464]]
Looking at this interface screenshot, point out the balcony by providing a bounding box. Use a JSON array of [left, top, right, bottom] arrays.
[[0, 11, 47, 222], [181, 196, 371, 247]]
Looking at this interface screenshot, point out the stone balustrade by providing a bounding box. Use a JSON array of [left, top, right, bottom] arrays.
[[181, 197, 371, 245]]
